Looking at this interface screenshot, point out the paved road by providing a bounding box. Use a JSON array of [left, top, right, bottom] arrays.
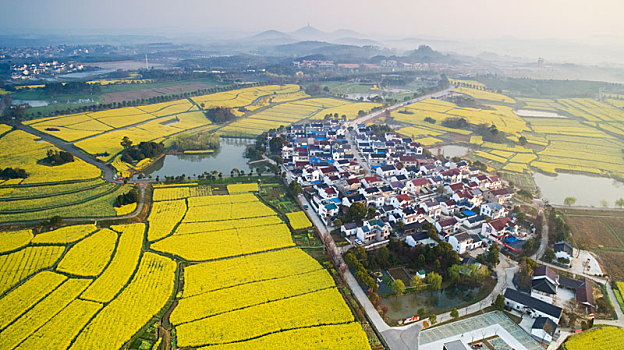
[[532, 206, 548, 261], [13, 122, 116, 182], [346, 87, 454, 127], [347, 130, 372, 175]]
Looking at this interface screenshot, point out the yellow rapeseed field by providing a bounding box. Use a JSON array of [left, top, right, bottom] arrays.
[[227, 183, 258, 194], [57, 229, 117, 277], [16, 299, 103, 350], [175, 288, 355, 347], [197, 323, 370, 350], [564, 326, 624, 350], [0, 271, 66, 329], [31, 224, 97, 244], [182, 248, 323, 297], [147, 199, 187, 241], [286, 211, 312, 230], [0, 229, 33, 253], [0, 246, 65, 295], [151, 223, 294, 261], [0, 278, 92, 349], [80, 224, 144, 303], [70, 253, 176, 350]]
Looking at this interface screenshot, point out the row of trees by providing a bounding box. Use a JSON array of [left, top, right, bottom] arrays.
[[20, 83, 265, 120]]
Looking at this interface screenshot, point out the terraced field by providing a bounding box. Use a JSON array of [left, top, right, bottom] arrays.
[[22, 84, 380, 177], [0, 183, 370, 349], [0, 126, 136, 223], [392, 82, 624, 185]]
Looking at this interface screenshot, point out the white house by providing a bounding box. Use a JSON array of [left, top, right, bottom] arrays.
[[481, 217, 517, 241], [448, 232, 482, 254], [531, 317, 557, 344], [504, 288, 562, 323], [376, 164, 398, 178], [554, 241, 574, 261], [480, 202, 508, 219], [341, 222, 358, 237]]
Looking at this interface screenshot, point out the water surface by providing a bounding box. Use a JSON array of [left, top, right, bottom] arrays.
[[145, 138, 255, 178], [429, 145, 470, 158], [382, 284, 481, 321], [533, 172, 624, 207]]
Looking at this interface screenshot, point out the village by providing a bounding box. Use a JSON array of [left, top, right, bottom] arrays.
[[270, 118, 605, 349]]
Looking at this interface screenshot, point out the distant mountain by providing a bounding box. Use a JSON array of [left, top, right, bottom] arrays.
[[290, 26, 327, 41], [332, 37, 380, 46], [329, 29, 361, 38], [261, 40, 391, 59], [252, 30, 292, 41]]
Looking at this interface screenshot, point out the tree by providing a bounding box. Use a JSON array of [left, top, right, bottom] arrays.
[[269, 136, 286, 155], [121, 136, 133, 149], [353, 246, 367, 261], [422, 222, 438, 240], [487, 243, 500, 266], [616, 198, 624, 208], [344, 252, 359, 268], [425, 272, 443, 291], [544, 248, 555, 262], [428, 313, 437, 324], [564, 197, 577, 206], [518, 136, 528, 145], [417, 307, 427, 319], [366, 206, 377, 220], [447, 264, 460, 283], [493, 294, 505, 311], [392, 279, 406, 297], [417, 254, 426, 268], [411, 275, 425, 291], [450, 308, 459, 319], [345, 202, 367, 223], [288, 180, 302, 196]]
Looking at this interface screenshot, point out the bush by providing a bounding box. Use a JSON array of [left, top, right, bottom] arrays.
[[0, 167, 27, 179], [114, 188, 139, 207]]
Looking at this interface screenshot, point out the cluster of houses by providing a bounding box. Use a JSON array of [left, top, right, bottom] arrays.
[[275, 120, 528, 255], [504, 265, 596, 343]]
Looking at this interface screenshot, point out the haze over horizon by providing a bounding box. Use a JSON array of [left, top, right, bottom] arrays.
[[2, 0, 623, 43]]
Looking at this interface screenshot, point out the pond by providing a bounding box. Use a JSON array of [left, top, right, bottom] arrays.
[[533, 172, 624, 207], [382, 284, 482, 321], [429, 145, 470, 158], [12, 99, 49, 107], [514, 109, 567, 118], [145, 138, 255, 178]]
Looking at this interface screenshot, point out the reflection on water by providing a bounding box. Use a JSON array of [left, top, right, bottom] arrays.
[[145, 137, 255, 177], [533, 172, 624, 207], [382, 285, 480, 321]]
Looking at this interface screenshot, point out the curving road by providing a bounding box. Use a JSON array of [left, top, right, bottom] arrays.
[[346, 87, 454, 128], [13, 122, 116, 182]]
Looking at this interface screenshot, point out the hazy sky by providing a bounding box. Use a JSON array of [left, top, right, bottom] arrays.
[[1, 0, 623, 41]]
